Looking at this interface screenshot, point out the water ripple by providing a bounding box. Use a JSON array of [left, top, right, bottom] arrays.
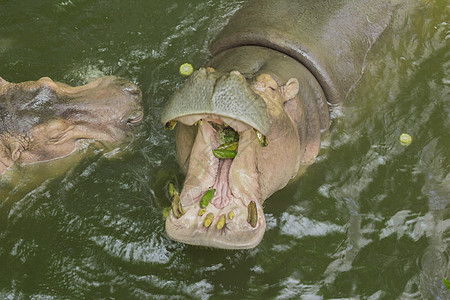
[[90, 235, 171, 264], [280, 213, 343, 238]]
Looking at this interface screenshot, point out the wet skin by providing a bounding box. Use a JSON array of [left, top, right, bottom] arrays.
[[162, 0, 394, 249], [163, 68, 304, 249], [0, 76, 143, 176]]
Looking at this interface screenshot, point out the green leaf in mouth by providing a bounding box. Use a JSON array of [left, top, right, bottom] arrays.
[[219, 127, 239, 145], [200, 189, 216, 208], [213, 126, 239, 158], [212, 149, 237, 159], [217, 141, 238, 151]]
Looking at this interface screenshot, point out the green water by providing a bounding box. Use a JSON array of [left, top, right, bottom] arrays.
[[0, 0, 449, 299]]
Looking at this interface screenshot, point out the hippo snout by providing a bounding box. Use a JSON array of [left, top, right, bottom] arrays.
[[97, 77, 144, 127], [121, 83, 144, 126]]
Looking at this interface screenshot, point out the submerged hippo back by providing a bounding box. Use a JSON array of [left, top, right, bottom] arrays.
[[211, 0, 395, 104]]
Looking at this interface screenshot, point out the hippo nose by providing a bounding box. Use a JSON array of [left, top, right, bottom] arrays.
[[127, 110, 144, 125], [121, 82, 141, 96]]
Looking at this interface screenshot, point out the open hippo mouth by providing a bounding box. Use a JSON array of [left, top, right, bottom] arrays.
[[161, 68, 271, 249]]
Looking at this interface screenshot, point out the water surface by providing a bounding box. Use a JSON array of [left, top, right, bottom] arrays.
[[0, 0, 449, 299]]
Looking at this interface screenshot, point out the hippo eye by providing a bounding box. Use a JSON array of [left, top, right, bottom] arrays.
[[267, 85, 277, 93]]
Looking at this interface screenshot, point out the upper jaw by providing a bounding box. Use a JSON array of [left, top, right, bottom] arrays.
[[161, 68, 270, 136], [165, 118, 267, 249]]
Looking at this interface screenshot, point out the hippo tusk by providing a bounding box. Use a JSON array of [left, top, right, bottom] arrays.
[[165, 120, 177, 130], [171, 188, 185, 218], [255, 130, 269, 147], [247, 201, 258, 228]]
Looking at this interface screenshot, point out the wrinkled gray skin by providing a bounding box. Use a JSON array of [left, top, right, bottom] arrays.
[[0, 76, 143, 176], [162, 0, 395, 249]]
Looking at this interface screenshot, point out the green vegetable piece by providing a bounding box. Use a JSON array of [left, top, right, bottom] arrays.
[[200, 189, 216, 208], [399, 133, 412, 146], [444, 278, 450, 291], [219, 127, 239, 145], [212, 149, 237, 159], [217, 141, 238, 151]]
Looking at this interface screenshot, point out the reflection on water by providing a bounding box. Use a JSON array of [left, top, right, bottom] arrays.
[[0, 0, 448, 299]]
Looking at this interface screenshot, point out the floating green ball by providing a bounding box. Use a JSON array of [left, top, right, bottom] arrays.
[[179, 63, 193, 76], [399, 133, 412, 146]]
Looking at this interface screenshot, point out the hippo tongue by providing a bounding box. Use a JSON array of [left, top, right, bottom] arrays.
[[210, 159, 234, 209]]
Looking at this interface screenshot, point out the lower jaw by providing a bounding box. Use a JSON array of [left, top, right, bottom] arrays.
[[165, 200, 266, 249], [166, 119, 266, 249], [166, 156, 266, 249]]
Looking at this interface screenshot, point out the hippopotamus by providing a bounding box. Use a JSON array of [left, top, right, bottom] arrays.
[[162, 0, 395, 249], [0, 76, 143, 176]]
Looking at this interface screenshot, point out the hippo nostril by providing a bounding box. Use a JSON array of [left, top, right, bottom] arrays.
[[122, 83, 141, 96], [127, 110, 144, 124]]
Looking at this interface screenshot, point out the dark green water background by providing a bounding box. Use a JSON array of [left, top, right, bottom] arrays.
[[0, 0, 449, 299]]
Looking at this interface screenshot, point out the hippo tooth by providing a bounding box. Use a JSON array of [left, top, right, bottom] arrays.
[[216, 215, 226, 230], [255, 130, 269, 147], [204, 213, 214, 228], [165, 120, 177, 130], [194, 119, 203, 126], [171, 191, 185, 218], [247, 201, 258, 228]]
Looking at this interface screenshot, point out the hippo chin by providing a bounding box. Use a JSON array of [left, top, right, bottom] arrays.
[[0, 76, 143, 176], [162, 0, 394, 249]]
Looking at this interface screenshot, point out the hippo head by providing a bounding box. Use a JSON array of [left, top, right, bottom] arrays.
[[0, 76, 143, 174], [162, 68, 301, 249]]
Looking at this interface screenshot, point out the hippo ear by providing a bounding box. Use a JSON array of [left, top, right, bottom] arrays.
[[9, 142, 23, 162], [281, 78, 299, 103]]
